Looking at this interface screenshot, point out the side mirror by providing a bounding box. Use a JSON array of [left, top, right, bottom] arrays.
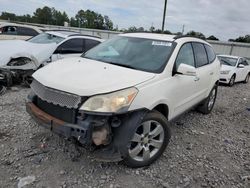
[[238, 64, 245, 68], [177, 64, 197, 76]]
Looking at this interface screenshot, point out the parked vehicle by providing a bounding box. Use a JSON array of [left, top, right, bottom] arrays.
[[0, 31, 103, 86], [0, 23, 43, 40], [26, 33, 220, 167], [218, 55, 250, 86]]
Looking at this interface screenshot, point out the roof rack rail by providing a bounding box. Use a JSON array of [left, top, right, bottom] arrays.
[[174, 35, 206, 41], [69, 34, 101, 39]]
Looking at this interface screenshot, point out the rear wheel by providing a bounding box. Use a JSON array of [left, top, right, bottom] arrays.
[[197, 86, 217, 114], [123, 111, 171, 168], [243, 73, 250, 84], [229, 75, 235, 87]]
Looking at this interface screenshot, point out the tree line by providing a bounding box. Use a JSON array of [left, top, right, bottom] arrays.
[[0, 6, 113, 30], [1, 6, 250, 43]]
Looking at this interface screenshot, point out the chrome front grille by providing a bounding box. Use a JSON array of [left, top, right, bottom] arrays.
[[30, 79, 82, 109]]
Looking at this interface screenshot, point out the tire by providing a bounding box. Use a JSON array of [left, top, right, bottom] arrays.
[[196, 85, 217, 114], [243, 73, 250, 84], [122, 111, 171, 168], [229, 75, 235, 87]]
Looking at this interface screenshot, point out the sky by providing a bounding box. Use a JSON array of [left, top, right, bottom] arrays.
[[0, 0, 249, 41]]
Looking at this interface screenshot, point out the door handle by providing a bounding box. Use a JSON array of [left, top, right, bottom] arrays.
[[194, 76, 200, 81], [210, 72, 214, 75]]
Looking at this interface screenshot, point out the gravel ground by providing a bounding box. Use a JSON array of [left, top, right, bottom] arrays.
[[0, 82, 249, 188]]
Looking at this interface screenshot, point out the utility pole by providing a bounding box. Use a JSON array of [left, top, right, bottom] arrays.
[[182, 24, 185, 35], [162, 0, 168, 33]]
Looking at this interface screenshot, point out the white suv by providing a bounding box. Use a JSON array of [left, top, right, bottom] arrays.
[[26, 33, 220, 167]]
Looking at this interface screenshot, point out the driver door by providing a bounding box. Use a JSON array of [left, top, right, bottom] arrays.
[[171, 43, 202, 117]]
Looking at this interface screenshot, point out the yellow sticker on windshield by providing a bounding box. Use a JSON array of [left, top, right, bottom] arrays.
[[152, 41, 172, 46]]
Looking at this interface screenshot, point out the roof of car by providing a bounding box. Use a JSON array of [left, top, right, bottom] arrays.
[[120, 33, 176, 41], [0, 22, 43, 32], [45, 30, 102, 40], [119, 33, 209, 44], [217, 55, 240, 59]]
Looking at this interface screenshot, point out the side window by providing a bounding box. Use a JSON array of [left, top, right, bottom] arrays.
[[238, 58, 243, 66], [242, 60, 249, 66], [56, 38, 84, 54], [175, 43, 195, 69], [17, 27, 39, 36], [204, 45, 216, 63], [84, 39, 100, 52], [2, 26, 17, 35], [192, 43, 209, 68]]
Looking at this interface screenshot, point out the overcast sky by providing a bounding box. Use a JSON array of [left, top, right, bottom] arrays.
[[0, 0, 249, 41]]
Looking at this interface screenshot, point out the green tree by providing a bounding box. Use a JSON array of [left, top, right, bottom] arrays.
[[207, 35, 219, 41], [103, 15, 113, 30], [0, 12, 16, 21], [33, 6, 53, 24], [186, 30, 206, 39], [230, 35, 250, 43]]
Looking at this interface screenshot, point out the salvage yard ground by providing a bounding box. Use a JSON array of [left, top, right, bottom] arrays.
[[0, 82, 250, 188]]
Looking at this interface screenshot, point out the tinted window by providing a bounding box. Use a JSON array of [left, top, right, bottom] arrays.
[[57, 39, 84, 54], [17, 27, 39, 36], [175, 43, 195, 69], [84, 39, 100, 52], [204, 45, 216, 63], [84, 36, 175, 73], [192, 43, 209, 68], [242, 59, 249, 66], [2, 26, 17, 35]]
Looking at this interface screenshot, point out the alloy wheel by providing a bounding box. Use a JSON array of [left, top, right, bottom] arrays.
[[128, 120, 164, 162]]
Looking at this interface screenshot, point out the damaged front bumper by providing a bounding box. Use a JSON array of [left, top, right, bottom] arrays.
[[0, 68, 34, 87], [26, 93, 148, 162], [26, 102, 93, 144]]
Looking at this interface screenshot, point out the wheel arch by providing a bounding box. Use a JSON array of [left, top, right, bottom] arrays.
[[152, 103, 169, 120]]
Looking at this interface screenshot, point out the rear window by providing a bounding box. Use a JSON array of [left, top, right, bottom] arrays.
[[204, 45, 216, 63], [192, 43, 209, 68]]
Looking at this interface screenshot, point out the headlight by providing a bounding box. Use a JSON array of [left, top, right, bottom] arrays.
[[80, 87, 138, 113], [220, 70, 231, 74], [7, 58, 32, 66]]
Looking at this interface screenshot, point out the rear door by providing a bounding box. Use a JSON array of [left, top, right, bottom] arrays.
[[51, 38, 85, 61], [192, 42, 214, 99], [235, 58, 246, 81]]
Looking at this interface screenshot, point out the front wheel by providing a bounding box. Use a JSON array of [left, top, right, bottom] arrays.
[[229, 75, 235, 87], [123, 111, 171, 168], [197, 86, 217, 114], [243, 73, 250, 84]]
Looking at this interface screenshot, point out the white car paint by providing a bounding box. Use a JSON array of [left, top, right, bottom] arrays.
[[0, 31, 103, 69], [218, 55, 250, 84], [33, 57, 155, 96], [0, 23, 43, 40], [0, 40, 57, 69], [33, 33, 220, 121]]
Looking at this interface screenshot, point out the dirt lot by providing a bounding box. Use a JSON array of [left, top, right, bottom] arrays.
[[0, 82, 249, 188]]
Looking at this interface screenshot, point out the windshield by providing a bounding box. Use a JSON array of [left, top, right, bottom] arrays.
[[218, 56, 238, 66], [83, 36, 175, 73], [28, 33, 65, 44]]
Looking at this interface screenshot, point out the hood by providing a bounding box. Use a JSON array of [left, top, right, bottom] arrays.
[[0, 40, 57, 67], [220, 64, 235, 71], [33, 57, 155, 96]]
